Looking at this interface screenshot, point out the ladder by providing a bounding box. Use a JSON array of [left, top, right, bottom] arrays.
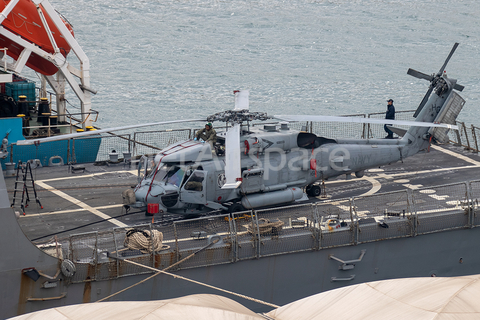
[[11, 161, 43, 215]]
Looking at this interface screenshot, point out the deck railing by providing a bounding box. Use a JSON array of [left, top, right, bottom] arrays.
[[52, 179, 479, 283], [65, 112, 480, 157], [6, 110, 480, 167]]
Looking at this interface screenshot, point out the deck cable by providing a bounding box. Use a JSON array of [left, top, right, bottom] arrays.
[[30, 208, 143, 241], [100, 238, 280, 309]]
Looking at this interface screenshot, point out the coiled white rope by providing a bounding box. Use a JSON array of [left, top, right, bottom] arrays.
[[123, 229, 169, 253]]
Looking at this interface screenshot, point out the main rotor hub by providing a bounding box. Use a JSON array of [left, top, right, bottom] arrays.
[[207, 109, 270, 124]]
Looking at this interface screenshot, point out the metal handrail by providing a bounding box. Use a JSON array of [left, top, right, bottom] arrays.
[[7, 110, 480, 165]]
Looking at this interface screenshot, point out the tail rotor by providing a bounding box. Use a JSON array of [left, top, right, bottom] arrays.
[[408, 43, 463, 118]]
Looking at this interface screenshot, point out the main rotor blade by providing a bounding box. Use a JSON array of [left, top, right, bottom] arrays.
[[407, 68, 433, 81], [222, 123, 242, 189], [273, 115, 458, 130], [437, 42, 459, 76], [413, 85, 434, 118], [16, 118, 206, 146], [234, 90, 249, 111]]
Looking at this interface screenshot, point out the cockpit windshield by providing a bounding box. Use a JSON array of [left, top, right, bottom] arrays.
[[150, 164, 185, 187], [166, 167, 185, 186]]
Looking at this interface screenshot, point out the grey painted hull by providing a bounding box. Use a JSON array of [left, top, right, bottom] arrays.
[[2, 192, 479, 317], [3, 142, 480, 318], [93, 228, 480, 313]]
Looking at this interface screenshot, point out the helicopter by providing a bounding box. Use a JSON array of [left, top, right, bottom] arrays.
[[19, 43, 464, 216]]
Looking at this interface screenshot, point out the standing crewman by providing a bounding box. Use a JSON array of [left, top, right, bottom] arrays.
[[195, 122, 217, 149], [384, 99, 395, 139]]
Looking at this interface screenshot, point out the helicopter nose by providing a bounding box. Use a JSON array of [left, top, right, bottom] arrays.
[[135, 184, 165, 202], [149, 185, 165, 197]]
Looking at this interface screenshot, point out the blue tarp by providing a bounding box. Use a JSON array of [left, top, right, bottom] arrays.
[[1, 117, 101, 169]]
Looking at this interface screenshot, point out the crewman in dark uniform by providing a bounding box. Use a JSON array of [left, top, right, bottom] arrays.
[[195, 122, 217, 149], [384, 99, 395, 139]]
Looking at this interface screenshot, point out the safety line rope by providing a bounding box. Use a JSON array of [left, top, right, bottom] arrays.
[[98, 237, 279, 308], [96, 239, 217, 303], [119, 258, 279, 308]]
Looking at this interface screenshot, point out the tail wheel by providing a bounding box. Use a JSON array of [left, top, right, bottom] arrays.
[[306, 185, 311, 194], [307, 185, 321, 197], [229, 202, 245, 214]]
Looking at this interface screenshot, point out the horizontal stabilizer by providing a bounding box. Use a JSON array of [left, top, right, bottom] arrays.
[[387, 126, 407, 137], [454, 83, 464, 92]]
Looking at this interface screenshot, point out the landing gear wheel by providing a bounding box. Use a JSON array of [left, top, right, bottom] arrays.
[[229, 203, 245, 214], [305, 185, 312, 194], [306, 184, 321, 197]]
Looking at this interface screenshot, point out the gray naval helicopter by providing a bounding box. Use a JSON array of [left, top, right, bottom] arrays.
[[20, 43, 464, 216]]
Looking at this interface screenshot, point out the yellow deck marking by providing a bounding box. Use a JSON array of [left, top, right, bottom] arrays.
[[35, 181, 128, 227]]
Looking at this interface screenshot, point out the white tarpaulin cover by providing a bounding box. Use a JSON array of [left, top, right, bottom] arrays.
[[12, 275, 480, 319], [267, 274, 480, 320], [10, 294, 265, 320]]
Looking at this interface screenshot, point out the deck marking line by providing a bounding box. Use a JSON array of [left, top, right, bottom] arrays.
[[36, 181, 128, 227], [19, 204, 124, 218], [330, 164, 480, 185], [429, 194, 449, 200], [322, 165, 477, 186], [38, 170, 137, 183], [374, 165, 479, 179], [334, 205, 351, 212], [402, 184, 423, 190], [419, 189, 436, 194], [358, 177, 381, 196], [430, 145, 480, 166]]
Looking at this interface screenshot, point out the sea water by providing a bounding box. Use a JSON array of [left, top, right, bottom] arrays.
[[49, 0, 480, 129]]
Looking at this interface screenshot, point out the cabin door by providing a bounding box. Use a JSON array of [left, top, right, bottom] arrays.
[[180, 170, 207, 204]]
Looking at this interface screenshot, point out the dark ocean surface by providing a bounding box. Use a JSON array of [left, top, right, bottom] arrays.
[[50, 0, 480, 129]]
